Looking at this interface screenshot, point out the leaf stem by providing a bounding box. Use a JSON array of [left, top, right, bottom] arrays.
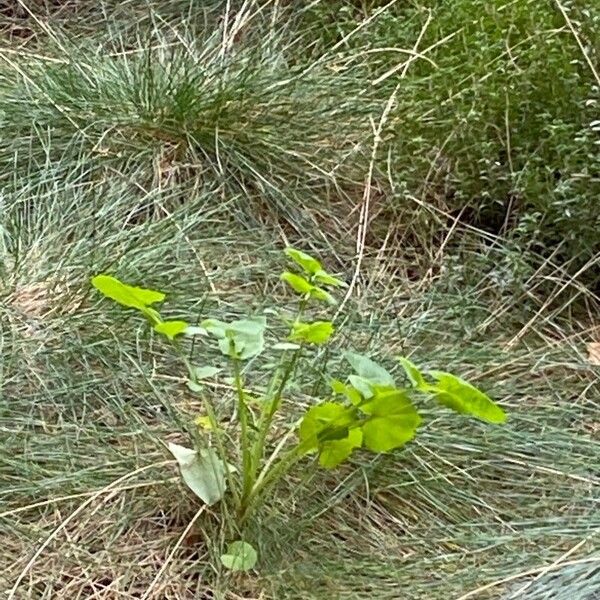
[[249, 298, 307, 487], [232, 350, 253, 511]]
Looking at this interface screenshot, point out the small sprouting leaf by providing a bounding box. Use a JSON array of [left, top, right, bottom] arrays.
[[220, 541, 258, 572], [281, 272, 313, 295], [330, 379, 361, 405], [167, 443, 227, 505], [344, 352, 395, 386], [289, 320, 334, 345], [192, 366, 221, 380], [397, 356, 427, 388], [427, 371, 507, 424], [284, 247, 322, 275], [313, 269, 347, 288], [91, 274, 165, 322], [299, 402, 355, 452], [195, 415, 214, 431], [281, 272, 336, 304], [154, 320, 189, 340], [319, 428, 362, 468], [309, 285, 336, 304]]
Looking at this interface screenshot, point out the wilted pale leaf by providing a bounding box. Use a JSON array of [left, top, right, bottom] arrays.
[[168, 443, 227, 505]]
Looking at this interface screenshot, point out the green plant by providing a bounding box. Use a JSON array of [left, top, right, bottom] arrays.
[[91, 247, 506, 571]]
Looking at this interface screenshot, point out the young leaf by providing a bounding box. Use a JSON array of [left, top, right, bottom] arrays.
[[319, 428, 362, 468], [220, 541, 257, 572], [195, 415, 214, 431], [91, 275, 165, 310], [202, 317, 266, 360], [154, 320, 189, 340], [360, 388, 421, 453], [397, 356, 427, 388], [313, 269, 347, 288], [427, 371, 507, 424], [344, 352, 395, 386], [289, 321, 334, 345], [281, 272, 313, 295], [167, 443, 227, 505], [299, 402, 355, 452], [284, 247, 322, 275], [308, 285, 336, 305]]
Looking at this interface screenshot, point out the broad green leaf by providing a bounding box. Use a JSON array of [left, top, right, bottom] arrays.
[[361, 414, 420, 453], [344, 352, 395, 386], [154, 320, 189, 340], [348, 375, 375, 399], [330, 379, 361, 405], [319, 428, 363, 468], [299, 402, 355, 452], [192, 366, 221, 380], [314, 269, 347, 288], [201, 319, 229, 338], [289, 320, 334, 345], [218, 337, 242, 358], [359, 388, 419, 417], [284, 247, 322, 275], [91, 275, 165, 310], [360, 388, 421, 453], [427, 371, 507, 424], [281, 272, 313, 295], [167, 443, 227, 505], [229, 317, 267, 337], [220, 541, 257, 572], [397, 356, 426, 388]]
